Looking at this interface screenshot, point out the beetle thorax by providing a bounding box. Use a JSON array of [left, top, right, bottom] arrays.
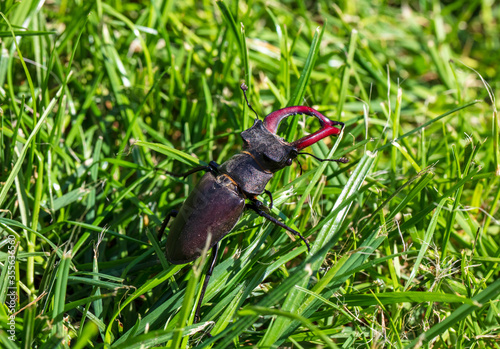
[[218, 120, 298, 196]]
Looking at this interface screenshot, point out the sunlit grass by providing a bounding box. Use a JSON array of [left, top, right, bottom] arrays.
[[1, 1, 499, 348]]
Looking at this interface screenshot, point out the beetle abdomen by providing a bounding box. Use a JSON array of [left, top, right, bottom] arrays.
[[166, 172, 245, 264]]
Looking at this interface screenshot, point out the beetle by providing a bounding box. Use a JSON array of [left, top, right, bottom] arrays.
[[158, 84, 348, 323]]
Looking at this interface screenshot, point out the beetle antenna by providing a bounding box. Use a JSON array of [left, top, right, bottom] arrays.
[[298, 152, 349, 163], [240, 83, 259, 119]]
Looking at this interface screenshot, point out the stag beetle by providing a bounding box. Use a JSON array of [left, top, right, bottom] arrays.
[[158, 84, 348, 323]]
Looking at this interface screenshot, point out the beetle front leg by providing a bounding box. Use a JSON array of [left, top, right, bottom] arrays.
[[158, 161, 220, 178], [263, 189, 273, 209], [246, 200, 310, 253]]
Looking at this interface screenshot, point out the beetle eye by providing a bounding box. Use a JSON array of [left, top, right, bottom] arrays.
[[286, 158, 293, 166]]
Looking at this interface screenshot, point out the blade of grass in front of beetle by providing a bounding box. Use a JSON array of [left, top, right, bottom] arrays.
[[259, 153, 377, 347], [405, 278, 500, 349], [257, 25, 361, 346], [198, 154, 376, 348], [170, 256, 205, 349], [103, 266, 184, 345]]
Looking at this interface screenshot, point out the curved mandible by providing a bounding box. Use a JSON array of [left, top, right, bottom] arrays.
[[263, 106, 344, 150]]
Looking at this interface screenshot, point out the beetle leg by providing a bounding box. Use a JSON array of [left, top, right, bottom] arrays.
[[298, 152, 349, 164], [158, 209, 178, 241], [246, 201, 311, 253], [159, 161, 220, 179], [263, 190, 273, 209], [161, 165, 210, 178], [207, 161, 220, 173], [295, 157, 304, 176], [194, 243, 219, 324]]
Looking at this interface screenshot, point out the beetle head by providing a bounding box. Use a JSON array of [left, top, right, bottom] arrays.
[[239, 84, 347, 171], [240, 120, 299, 172]]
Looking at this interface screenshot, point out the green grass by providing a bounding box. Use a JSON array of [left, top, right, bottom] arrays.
[[1, 0, 499, 348]]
